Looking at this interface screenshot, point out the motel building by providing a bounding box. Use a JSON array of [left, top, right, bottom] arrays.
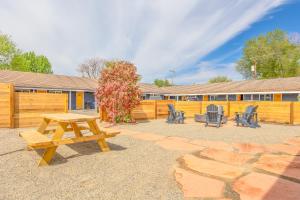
[[0, 70, 97, 110], [0, 70, 300, 107]]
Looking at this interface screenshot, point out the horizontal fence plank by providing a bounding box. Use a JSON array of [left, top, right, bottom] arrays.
[[175, 101, 201, 117], [13, 92, 68, 127], [132, 100, 156, 120]]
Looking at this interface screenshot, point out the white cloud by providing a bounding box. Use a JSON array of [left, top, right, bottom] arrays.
[[173, 61, 242, 84], [0, 0, 286, 82]]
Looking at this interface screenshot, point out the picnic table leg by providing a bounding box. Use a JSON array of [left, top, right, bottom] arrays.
[[38, 123, 66, 166], [87, 120, 110, 152], [70, 122, 83, 137], [37, 118, 50, 134]]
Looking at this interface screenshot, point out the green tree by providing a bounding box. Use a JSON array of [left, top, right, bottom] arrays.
[[154, 79, 172, 87], [236, 29, 300, 79], [208, 76, 232, 84], [10, 52, 52, 73], [0, 33, 18, 69]]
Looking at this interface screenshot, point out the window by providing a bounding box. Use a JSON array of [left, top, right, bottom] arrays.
[[215, 95, 226, 101], [265, 94, 273, 101], [253, 94, 259, 101], [282, 93, 299, 101], [228, 95, 236, 101], [243, 94, 252, 101], [209, 95, 217, 101]]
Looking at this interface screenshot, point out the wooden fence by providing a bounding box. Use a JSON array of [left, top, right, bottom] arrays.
[[0, 83, 68, 128], [128, 100, 300, 125], [0, 83, 14, 128]]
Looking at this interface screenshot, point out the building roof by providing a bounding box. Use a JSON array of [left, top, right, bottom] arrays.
[[0, 70, 162, 93], [1, 70, 300, 94], [161, 76, 300, 95], [0, 70, 97, 91]]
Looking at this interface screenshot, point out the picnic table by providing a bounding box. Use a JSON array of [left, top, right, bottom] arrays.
[[20, 113, 120, 166]]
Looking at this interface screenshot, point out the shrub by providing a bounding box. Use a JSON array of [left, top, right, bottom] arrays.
[[95, 60, 141, 123]]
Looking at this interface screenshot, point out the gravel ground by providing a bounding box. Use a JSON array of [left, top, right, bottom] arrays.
[[1, 119, 300, 200], [0, 128, 182, 200], [117, 119, 300, 144]]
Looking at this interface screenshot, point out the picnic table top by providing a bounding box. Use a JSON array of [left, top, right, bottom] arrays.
[[41, 113, 99, 122]]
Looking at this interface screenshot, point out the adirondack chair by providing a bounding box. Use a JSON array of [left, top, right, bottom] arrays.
[[166, 104, 185, 124], [235, 105, 260, 128], [205, 104, 224, 128]]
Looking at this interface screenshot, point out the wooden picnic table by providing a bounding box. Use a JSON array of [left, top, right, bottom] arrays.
[[20, 113, 120, 166]]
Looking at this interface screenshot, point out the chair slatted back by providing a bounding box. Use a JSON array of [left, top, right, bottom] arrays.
[[206, 104, 219, 123]]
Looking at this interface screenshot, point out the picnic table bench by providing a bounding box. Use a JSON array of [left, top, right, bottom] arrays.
[[20, 113, 120, 166]]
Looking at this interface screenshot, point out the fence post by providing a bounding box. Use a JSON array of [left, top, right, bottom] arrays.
[[9, 84, 14, 128], [227, 101, 230, 117], [290, 102, 294, 125], [154, 100, 157, 119]]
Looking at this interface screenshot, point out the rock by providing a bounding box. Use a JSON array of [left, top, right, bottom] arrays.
[[254, 154, 300, 181], [233, 143, 268, 154], [182, 154, 245, 180], [174, 167, 225, 198], [233, 172, 300, 200], [190, 139, 233, 151], [266, 144, 300, 156], [200, 148, 254, 166], [284, 137, 300, 146]]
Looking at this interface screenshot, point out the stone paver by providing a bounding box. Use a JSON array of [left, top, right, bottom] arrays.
[[233, 143, 268, 154], [155, 138, 204, 151], [174, 167, 225, 198], [190, 139, 233, 150], [284, 137, 300, 146], [200, 148, 254, 166], [266, 144, 300, 155], [254, 154, 300, 181], [182, 154, 245, 180], [131, 133, 166, 141], [233, 172, 300, 200]]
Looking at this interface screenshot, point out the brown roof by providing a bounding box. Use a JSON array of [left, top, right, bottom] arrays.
[[1, 70, 300, 94], [0, 70, 162, 93], [0, 70, 97, 91], [162, 76, 300, 94]]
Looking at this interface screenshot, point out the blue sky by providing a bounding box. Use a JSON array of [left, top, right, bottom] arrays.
[[0, 0, 299, 84]]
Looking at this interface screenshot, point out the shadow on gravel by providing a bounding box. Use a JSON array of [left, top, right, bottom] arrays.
[[34, 141, 127, 165]]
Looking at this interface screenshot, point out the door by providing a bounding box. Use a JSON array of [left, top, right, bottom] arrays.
[[76, 92, 84, 110]]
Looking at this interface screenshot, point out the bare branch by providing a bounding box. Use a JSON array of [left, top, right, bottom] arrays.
[[77, 57, 106, 79]]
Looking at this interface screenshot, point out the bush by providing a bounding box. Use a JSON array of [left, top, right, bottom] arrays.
[[95, 60, 141, 123]]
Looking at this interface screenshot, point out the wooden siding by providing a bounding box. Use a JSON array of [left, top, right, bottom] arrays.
[[0, 83, 13, 128], [175, 101, 201, 117], [156, 100, 175, 118], [132, 100, 156, 120], [293, 102, 300, 125], [14, 92, 68, 127]]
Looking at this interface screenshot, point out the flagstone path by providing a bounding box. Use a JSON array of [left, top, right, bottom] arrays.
[[109, 126, 300, 200]]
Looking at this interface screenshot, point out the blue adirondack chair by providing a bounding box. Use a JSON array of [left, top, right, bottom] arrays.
[[205, 104, 224, 128], [235, 105, 260, 128], [166, 104, 185, 124]]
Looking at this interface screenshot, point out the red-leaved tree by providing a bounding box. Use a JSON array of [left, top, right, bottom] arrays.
[[95, 60, 141, 123]]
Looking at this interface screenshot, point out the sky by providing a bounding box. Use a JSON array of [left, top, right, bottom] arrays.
[[0, 0, 299, 84]]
